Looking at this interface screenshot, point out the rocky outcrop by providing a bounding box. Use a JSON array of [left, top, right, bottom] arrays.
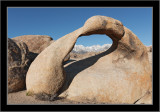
[[26, 16, 152, 104], [8, 38, 30, 93], [12, 35, 69, 63], [12, 35, 54, 62], [146, 46, 152, 66], [70, 52, 98, 59], [12, 35, 54, 54], [146, 46, 152, 52], [8, 35, 70, 93]]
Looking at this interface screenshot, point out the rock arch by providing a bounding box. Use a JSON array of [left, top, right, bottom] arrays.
[[26, 16, 152, 103]]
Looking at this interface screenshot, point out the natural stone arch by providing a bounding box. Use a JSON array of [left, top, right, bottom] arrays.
[[26, 16, 152, 103]]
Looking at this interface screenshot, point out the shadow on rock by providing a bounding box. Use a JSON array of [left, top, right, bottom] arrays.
[[60, 41, 118, 94], [63, 59, 77, 65]]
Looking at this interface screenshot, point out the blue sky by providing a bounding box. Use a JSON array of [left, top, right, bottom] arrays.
[[8, 8, 152, 46]]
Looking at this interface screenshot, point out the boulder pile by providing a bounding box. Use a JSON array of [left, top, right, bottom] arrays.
[[8, 35, 70, 93]]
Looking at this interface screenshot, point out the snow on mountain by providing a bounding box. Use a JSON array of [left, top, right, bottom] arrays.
[[72, 44, 152, 54], [72, 44, 112, 54]]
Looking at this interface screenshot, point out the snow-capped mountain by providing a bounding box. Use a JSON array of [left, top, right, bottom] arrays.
[[72, 44, 112, 54]]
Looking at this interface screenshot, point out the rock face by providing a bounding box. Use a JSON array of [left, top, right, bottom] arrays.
[[146, 46, 152, 52], [12, 35, 54, 62], [26, 16, 152, 104], [12, 35, 69, 63], [12, 35, 54, 54], [135, 91, 152, 104], [8, 35, 70, 94], [8, 38, 30, 93], [64, 54, 70, 62]]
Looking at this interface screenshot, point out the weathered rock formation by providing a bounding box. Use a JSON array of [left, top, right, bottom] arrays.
[[26, 16, 152, 104], [12, 35, 70, 63], [12, 35, 54, 62], [8, 35, 70, 93], [12, 35, 54, 54], [8, 38, 30, 93], [146, 45, 152, 52]]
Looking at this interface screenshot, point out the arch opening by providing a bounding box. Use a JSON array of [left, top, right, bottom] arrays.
[[61, 34, 118, 94], [72, 34, 113, 54]]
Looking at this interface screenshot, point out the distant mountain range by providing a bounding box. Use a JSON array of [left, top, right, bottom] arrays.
[[72, 44, 152, 54], [72, 44, 112, 54]]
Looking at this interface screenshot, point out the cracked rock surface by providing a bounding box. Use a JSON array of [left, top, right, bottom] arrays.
[[8, 38, 30, 93]]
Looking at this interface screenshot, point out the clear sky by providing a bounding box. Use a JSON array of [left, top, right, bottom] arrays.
[[8, 7, 152, 46]]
